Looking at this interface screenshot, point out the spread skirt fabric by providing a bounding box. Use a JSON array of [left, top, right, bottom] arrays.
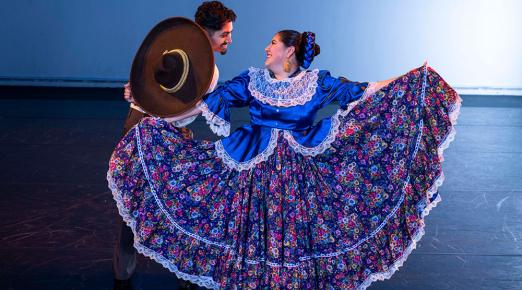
[[107, 66, 461, 289]]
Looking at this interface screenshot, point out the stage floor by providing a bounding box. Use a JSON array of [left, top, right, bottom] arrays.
[[1, 94, 521, 290]]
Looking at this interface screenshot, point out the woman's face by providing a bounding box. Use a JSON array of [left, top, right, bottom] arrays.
[[264, 34, 294, 72]]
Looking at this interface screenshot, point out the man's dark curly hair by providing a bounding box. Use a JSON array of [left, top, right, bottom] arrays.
[[195, 1, 237, 31]]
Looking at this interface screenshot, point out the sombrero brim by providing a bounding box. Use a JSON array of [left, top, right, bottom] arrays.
[[130, 17, 214, 117]]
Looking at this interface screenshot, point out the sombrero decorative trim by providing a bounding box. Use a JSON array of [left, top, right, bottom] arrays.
[[130, 17, 214, 117]]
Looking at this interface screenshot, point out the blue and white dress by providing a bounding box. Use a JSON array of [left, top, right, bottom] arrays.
[[197, 67, 369, 170], [108, 64, 460, 289]]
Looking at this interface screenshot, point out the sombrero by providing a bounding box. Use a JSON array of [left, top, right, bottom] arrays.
[[130, 17, 214, 117]]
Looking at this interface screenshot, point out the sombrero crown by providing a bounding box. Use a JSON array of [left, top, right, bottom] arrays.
[[130, 17, 214, 117]]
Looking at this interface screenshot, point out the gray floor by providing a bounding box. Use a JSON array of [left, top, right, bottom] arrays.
[[0, 95, 521, 289]]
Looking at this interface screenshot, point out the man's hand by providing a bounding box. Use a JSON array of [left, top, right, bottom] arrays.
[[124, 82, 135, 103]]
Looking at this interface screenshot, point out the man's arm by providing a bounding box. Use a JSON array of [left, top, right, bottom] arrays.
[[123, 82, 201, 122]]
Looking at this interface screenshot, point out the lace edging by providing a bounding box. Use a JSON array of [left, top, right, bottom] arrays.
[[197, 101, 230, 137], [356, 63, 461, 290], [357, 179, 444, 290], [426, 85, 462, 202], [247, 67, 319, 107], [361, 82, 378, 100], [282, 110, 342, 156], [107, 170, 220, 290], [214, 128, 280, 171], [283, 89, 370, 156]]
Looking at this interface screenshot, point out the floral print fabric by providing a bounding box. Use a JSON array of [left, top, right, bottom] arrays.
[[108, 65, 460, 289]]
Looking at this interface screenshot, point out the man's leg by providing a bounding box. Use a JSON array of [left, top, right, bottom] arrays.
[[113, 218, 137, 281], [113, 108, 146, 286], [113, 108, 198, 289], [121, 107, 146, 136]]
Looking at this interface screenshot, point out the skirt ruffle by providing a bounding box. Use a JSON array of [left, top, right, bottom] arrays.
[[108, 65, 460, 289]]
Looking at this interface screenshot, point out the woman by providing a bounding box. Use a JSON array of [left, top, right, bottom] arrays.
[[109, 30, 460, 289]]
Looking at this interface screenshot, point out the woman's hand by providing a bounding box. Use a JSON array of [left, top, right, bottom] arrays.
[[376, 61, 426, 88], [124, 82, 135, 103], [375, 77, 397, 90]]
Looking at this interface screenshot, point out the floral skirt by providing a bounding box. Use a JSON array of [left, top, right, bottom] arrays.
[[108, 66, 460, 289]]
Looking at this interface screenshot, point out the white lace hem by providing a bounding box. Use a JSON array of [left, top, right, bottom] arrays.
[[361, 82, 378, 99], [426, 73, 462, 203], [197, 101, 230, 137], [283, 112, 342, 156], [247, 67, 319, 107], [282, 88, 371, 156], [107, 170, 220, 290], [215, 128, 280, 171], [357, 64, 462, 290]]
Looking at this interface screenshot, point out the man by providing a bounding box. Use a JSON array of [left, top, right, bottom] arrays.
[[114, 2, 236, 289]]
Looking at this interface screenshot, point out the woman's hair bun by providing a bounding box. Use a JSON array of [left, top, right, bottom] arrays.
[[299, 32, 320, 69]]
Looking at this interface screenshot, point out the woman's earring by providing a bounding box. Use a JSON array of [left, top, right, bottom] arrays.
[[283, 58, 291, 73]]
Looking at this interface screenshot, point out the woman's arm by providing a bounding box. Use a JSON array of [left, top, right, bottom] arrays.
[[372, 77, 397, 91], [367, 61, 427, 94]]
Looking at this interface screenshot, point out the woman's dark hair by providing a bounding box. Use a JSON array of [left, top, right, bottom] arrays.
[[195, 1, 237, 31], [277, 30, 321, 69]]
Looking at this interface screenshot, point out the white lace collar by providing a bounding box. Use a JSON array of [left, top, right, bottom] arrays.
[[247, 67, 319, 107]]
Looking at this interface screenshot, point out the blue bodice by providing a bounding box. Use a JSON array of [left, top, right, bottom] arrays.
[[198, 67, 368, 170]]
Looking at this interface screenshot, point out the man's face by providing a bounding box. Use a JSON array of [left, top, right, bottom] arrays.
[[207, 21, 233, 55]]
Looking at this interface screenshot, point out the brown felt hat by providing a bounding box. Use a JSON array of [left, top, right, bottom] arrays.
[[130, 17, 214, 117]]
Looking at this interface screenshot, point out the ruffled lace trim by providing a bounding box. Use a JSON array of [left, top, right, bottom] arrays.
[[247, 67, 319, 107], [282, 87, 370, 156], [107, 167, 221, 289], [356, 63, 462, 289], [215, 128, 280, 171], [361, 82, 378, 99], [197, 101, 230, 137], [135, 125, 234, 249], [212, 80, 374, 167], [283, 112, 342, 156]]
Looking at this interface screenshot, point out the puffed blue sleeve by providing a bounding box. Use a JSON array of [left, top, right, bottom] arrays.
[[316, 70, 368, 109], [197, 70, 251, 137]]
